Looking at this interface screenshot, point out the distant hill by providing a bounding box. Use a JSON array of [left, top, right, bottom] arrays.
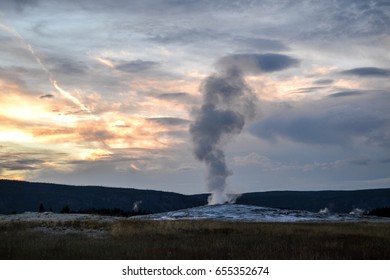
[[0, 179, 389, 214], [0, 180, 207, 214], [237, 189, 390, 213]]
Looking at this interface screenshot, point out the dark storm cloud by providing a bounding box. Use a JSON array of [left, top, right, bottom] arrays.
[[115, 60, 159, 73], [340, 67, 390, 77], [251, 93, 390, 147], [217, 53, 299, 74], [148, 117, 189, 126]]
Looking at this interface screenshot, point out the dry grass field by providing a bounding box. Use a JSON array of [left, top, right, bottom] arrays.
[[0, 219, 389, 259]]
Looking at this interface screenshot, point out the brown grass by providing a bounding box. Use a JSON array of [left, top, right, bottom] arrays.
[[0, 219, 389, 259]]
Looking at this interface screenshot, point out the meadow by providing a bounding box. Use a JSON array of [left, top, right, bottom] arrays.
[[0, 219, 389, 259]]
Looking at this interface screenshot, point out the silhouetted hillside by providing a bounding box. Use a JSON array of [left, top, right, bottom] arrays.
[[0, 180, 207, 214], [237, 189, 390, 213], [0, 179, 389, 214]]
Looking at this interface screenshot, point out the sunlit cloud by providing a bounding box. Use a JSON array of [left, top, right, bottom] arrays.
[[96, 57, 115, 68], [0, 130, 35, 143]]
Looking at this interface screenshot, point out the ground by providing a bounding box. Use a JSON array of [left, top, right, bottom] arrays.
[[0, 213, 389, 259]]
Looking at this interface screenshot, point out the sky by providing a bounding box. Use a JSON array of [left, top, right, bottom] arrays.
[[0, 0, 389, 195]]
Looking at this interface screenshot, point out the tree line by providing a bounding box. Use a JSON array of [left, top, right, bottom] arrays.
[[37, 203, 150, 217]]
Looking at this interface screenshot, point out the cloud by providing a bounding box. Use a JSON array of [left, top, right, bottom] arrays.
[[232, 152, 374, 172], [293, 1, 390, 40], [0, 145, 70, 179], [40, 94, 54, 99], [237, 37, 289, 51], [0, 159, 43, 171], [233, 152, 279, 169], [251, 109, 385, 145], [0, 0, 41, 12], [294, 86, 327, 94], [152, 92, 198, 109], [340, 67, 390, 77], [250, 93, 390, 147], [381, 158, 390, 164], [76, 126, 115, 142], [0, 67, 45, 95], [313, 79, 334, 85], [46, 56, 87, 75], [155, 92, 191, 100], [147, 117, 189, 126], [149, 27, 288, 51], [217, 53, 299, 74], [115, 60, 159, 73], [327, 90, 365, 98], [149, 28, 223, 45]]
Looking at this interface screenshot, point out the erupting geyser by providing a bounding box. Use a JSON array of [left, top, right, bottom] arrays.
[[190, 53, 300, 204], [190, 66, 257, 204]]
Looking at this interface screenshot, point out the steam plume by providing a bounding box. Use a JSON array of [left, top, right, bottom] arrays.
[[132, 200, 142, 212], [190, 67, 257, 204]]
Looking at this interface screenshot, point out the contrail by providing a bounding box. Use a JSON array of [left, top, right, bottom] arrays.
[[190, 67, 257, 205], [0, 20, 90, 113]]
